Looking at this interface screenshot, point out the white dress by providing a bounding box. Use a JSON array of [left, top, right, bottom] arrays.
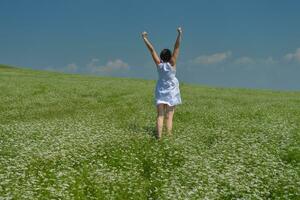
[[155, 61, 182, 106]]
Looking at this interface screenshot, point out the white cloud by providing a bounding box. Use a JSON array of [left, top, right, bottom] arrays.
[[102, 59, 129, 72], [284, 53, 294, 61], [284, 48, 300, 63], [263, 56, 277, 65], [233, 56, 278, 66], [234, 56, 255, 65], [191, 51, 232, 65], [86, 58, 129, 73]]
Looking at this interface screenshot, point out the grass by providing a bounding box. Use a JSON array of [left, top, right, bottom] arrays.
[[0, 64, 299, 199]]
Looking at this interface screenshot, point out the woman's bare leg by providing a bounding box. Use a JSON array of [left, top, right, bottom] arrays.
[[156, 104, 166, 139], [165, 105, 175, 135]]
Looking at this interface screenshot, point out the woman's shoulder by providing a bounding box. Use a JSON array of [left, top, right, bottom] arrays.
[[157, 61, 176, 70], [166, 61, 176, 69], [159, 61, 175, 66]]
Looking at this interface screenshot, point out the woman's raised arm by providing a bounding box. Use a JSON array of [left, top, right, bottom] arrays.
[[142, 31, 160, 65], [170, 27, 182, 66]]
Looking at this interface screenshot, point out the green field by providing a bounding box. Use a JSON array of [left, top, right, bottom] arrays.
[[0, 64, 299, 199]]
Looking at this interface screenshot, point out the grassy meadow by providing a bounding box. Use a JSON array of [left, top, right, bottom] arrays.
[[0, 64, 299, 199]]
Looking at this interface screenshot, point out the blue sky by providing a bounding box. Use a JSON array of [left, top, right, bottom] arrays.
[[1, 0, 300, 90]]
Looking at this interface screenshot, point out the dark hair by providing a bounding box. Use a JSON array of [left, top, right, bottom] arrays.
[[160, 49, 172, 62]]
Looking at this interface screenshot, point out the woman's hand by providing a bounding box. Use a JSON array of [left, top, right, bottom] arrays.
[[177, 27, 182, 35], [142, 31, 148, 39]]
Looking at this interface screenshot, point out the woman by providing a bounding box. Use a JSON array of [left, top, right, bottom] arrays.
[[142, 27, 182, 139]]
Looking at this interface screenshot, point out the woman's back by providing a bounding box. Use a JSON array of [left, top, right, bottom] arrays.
[[156, 62, 177, 81]]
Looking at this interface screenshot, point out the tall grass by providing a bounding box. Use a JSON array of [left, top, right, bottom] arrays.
[[0, 65, 299, 199]]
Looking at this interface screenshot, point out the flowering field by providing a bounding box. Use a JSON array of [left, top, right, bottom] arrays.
[[0, 65, 299, 199]]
